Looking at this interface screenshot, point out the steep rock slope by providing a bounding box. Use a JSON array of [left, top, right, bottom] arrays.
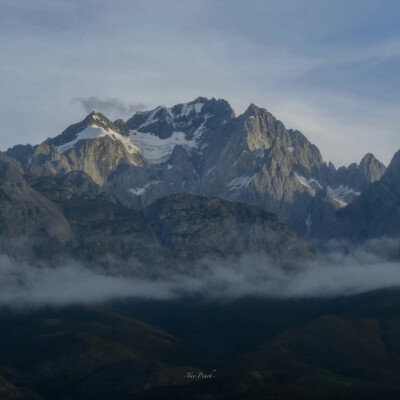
[[329, 150, 400, 239], [50, 193, 311, 269], [0, 153, 71, 244], [0, 157, 310, 267], [144, 194, 309, 262]]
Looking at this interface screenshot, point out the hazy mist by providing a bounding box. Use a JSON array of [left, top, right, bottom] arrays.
[[0, 238, 399, 309]]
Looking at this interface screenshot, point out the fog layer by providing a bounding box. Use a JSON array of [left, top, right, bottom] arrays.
[[1, 238, 399, 309]]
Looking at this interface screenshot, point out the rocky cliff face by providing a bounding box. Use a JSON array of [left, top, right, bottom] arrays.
[[0, 154, 310, 268], [318, 150, 400, 240], [331, 153, 386, 192], [26, 114, 143, 186], [305, 152, 388, 238], [6, 97, 388, 238], [0, 154, 72, 258], [144, 194, 309, 263]]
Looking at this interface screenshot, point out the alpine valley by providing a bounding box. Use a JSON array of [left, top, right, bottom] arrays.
[[1, 97, 400, 400]]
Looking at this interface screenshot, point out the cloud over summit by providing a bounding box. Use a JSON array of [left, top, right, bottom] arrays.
[[73, 97, 146, 118]]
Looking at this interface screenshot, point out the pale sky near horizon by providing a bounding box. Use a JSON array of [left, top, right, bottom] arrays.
[[1, 0, 400, 166]]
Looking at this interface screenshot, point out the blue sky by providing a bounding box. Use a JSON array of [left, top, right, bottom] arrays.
[[1, 0, 400, 166]]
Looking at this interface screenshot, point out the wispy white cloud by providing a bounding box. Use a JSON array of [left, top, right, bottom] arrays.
[[72, 97, 147, 118], [1, 238, 400, 309]]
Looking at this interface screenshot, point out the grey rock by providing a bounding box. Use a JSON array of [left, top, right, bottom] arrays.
[[330, 153, 386, 192], [0, 149, 311, 270], [0, 153, 72, 247], [144, 194, 311, 263], [310, 150, 400, 240], [5, 143, 37, 166]]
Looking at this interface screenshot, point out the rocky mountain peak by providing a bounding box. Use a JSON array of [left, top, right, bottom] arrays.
[[242, 103, 280, 125], [5, 143, 36, 166], [358, 152, 386, 185], [83, 111, 121, 134], [243, 103, 260, 115], [86, 110, 101, 119], [314, 147, 400, 240], [382, 149, 400, 194], [84, 111, 114, 126], [328, 161, 336, 172], [332, 152, 386, 193], [200, 97, 235, 119], [388, 149, 400, 171], [359, 152, 385, 170], [239, 104, 289, 154], [360, 152, 376, 164], [0, 152, 23, 182], [48, 111, 121, 150]]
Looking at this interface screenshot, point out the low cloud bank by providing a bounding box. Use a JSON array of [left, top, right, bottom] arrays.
[[1, 238, 400, 309]]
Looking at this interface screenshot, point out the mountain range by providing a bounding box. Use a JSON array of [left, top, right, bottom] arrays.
[[5, 96, 395, 244]]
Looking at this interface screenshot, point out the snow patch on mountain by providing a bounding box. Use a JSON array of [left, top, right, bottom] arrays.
[[180, 101, 204, 117], [139, 115, 159, 129], [139, 106, 175, 129], [128, 130, 196, 164], [227, 174, 257, 191], [328, 185, 361, 207], [58, 125, 140, 155], [127, 113, 211, 163], [165, 107, 174, 119], [129, 180, 160, 196], [193, 115, 210, 137], [295, 173, 323, 194], [206, 166, 215, 176], [59, 108, 212, 164]]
